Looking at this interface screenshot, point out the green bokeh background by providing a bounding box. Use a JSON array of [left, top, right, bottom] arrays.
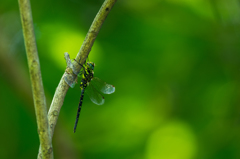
[[1, 0, 240, 159]]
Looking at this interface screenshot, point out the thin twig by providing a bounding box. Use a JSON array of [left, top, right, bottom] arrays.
[[37, 0, 117, 158], [75, 0, 117, 65], [18, 0, 53, 159]]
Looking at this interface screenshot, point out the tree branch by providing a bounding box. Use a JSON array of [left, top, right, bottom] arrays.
[[37, 0, 117, 158], [75, 0, 117, 66], [18, 0, 53, 159]]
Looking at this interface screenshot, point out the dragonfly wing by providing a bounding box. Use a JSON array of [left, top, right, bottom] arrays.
[[91, 77, 115, 94], [85, 82, 105, 105]]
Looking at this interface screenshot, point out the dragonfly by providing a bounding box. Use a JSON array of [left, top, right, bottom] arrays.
[[74, 61, 115, 133]]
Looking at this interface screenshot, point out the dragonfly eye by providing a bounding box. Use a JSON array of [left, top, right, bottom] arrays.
[[87, 62, 95, 70]]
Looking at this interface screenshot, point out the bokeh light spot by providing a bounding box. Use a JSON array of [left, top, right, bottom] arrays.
[[40, 23, 102, 70], [146, 121, 197, 159]]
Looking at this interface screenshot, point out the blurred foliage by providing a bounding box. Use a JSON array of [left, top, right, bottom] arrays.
[[1, 0, 240, 159]]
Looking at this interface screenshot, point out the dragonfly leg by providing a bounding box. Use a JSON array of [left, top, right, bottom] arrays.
[[74, 59, 83, 67]]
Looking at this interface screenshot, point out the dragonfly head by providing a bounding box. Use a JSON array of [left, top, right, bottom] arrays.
[[87, 62, 95, 70]]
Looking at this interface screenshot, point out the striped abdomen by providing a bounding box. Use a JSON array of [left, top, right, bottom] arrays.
[[74, 83, 86, 133]]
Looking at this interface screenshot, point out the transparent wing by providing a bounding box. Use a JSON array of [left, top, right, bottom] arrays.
[[91, 77, 115, 94], [64, 73, 78, 88], [85, 82, 105, 105]]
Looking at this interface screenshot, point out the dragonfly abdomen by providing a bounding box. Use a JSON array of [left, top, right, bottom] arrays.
[[74, 82, 87, 133]]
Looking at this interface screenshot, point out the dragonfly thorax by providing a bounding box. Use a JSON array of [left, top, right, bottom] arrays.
[[80, 62, 94, 89]]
